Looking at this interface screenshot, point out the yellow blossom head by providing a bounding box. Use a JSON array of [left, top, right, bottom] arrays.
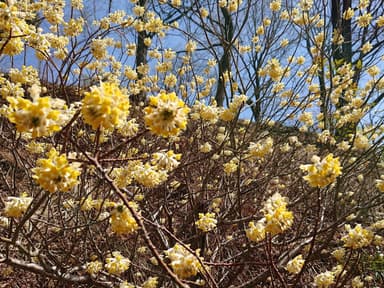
[[195, 212, 217, 232], [144, 91, 190, 137], [110, 204, 139, 235], [6, 95, 66, 138], [32, 148, 81, 193], [3, 193, 33, 218], [105, 251, 130, 275], [300, 154, 342, 188], [165, 243, 203, 279], [342, 224, 373, 249], [82, 81, 130, 130]]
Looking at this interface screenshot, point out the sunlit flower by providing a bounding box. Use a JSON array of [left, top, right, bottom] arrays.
[[375, 175, 384, 192], [286, 255, 305, 274], [331, 248, 345, 262], [133, 162, 168, 188], [6, 90, 67, 138], [144, 91, 190, 137], [300, 154, 342, 188], [357, 13, 372, 28], [270, 0, 281, 12], [248, 137, 274, 159], [263, 193, 294, 235], [143, 277, 158, 288], [32, 148, 81, 193], [3, 193, 33, 218], [351, 276, 364, 288], [342, 224, 373, 249], [165, 243, 203, 279], [151, 150, 181, 171], [85, 260, 103, 275], [105, 251, 131, 275], [314, 271, 335, 287], [195, 212, 217, 232], [353, 134, 369, 150], [223, 159, 238, 175], [246, 219, 266, 242], [199, 142, 212, 153], [110, 204, 139, 235], [82, 81, 130, 130]]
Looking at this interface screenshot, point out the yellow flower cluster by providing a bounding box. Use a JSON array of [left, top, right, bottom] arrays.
[[9, 66, 39, 86], [223, 159, 238, 175], [342, 224, 373, 249], [246, 193, 293, 242], [144, 92, 190, 137], [219, 0, 243, 12], [133, 162, 168, 188], [82, 81, 130, 130], [3, 193, 33, 218], [105, 251, 131, 275], [85, 260, 103, 275], [286, 254, 305, 274], [151, 150, 181, 171], [142, 277, 158, 288], [247, 137, 274, 159], [117, 118, 139, 137], [300, 154, 342, 188], [0, 1, 35, 56], [195, 212, 217, 232], [259, 58, 284, 81], [165, 243, 203, 279], [32, 148, 81, 193], [110, 204, 139, 235], [313, 271, 335, 288], [6, 88, 67, 138], [375, 175, 384, 192], [245, 220, 266, 242], [220, 94, 247, 122], [263, 193, 294, 235], [270, 1, 281, 12], [0, 76, 24, 99], [191, 101, 220, 124], [90, 38, 113, 60]]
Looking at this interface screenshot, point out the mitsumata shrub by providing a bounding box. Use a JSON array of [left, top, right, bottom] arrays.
[[0, 0, 383, 287]]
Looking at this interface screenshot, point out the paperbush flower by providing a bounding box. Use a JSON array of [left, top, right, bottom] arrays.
[[111, 160, 141, 188], [286, 255, 305, 274], [314, 271, 335, 288], [151, 150, 181, 171], [195, 212, 217, 232], [191, 101, 219, 124], [105, 251, 130, 275], [32, 148, 81, 193], [375, 175, 384, 192], [165, 243, 203, 279], [3, 193, 33, 218], [300, 154, 342, 188], [142, 277, 158, 288], [144, 91, 190, 137], [133, 162, 168, 188], [6, 94, 66, 138], [246, 220, 266, 242], [246, 193, 293, 242], [85, 260, 103, 275], [110, 204, 139, 235], [82, 81, 130, 130], [342, 224, 373, 249], [331, 248, 345, 262], [263, 193, 294, 235], [248, 137, 274, 159]]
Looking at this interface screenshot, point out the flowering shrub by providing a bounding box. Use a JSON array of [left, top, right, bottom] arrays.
[[0, 1, 383, 287]]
